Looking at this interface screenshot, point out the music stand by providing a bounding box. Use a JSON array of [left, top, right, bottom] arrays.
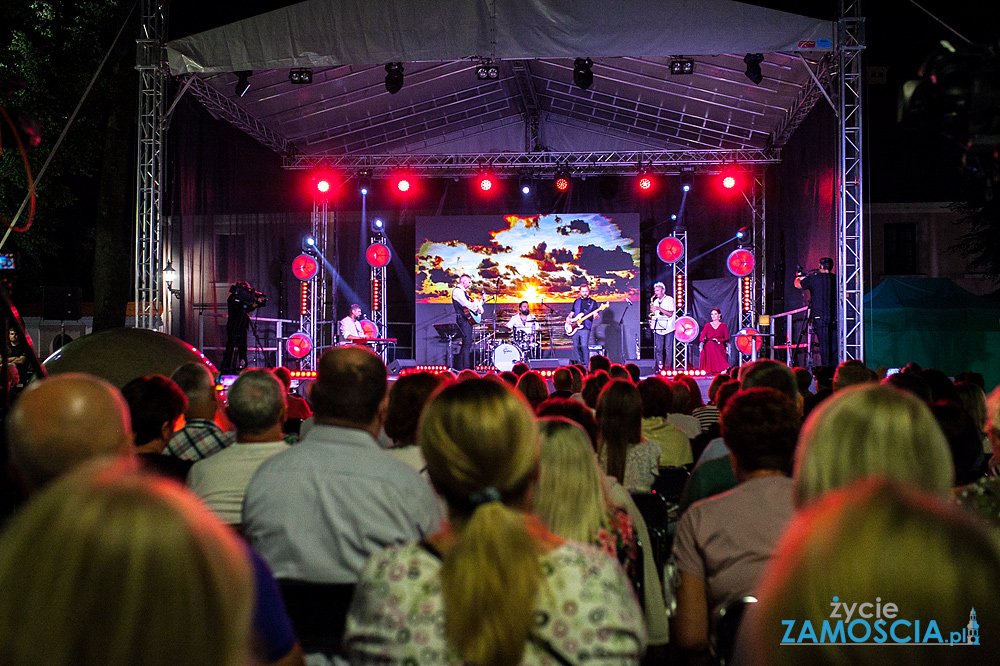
[[433, 323, 460, 369]]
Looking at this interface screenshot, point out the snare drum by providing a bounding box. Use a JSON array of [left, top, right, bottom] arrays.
[[512, 329, 536, 350], [492, 343, 523, 372]]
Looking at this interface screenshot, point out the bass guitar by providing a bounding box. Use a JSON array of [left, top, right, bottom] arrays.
[[564, 302, 609, 336]]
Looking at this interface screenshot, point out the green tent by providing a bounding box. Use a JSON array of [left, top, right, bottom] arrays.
[[864, 277, 1000, 391]]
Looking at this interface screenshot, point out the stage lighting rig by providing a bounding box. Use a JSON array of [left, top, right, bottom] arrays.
[[518, 174, 532, 195], [680, 167, 694, 192], [670, 59, 694, 75], [371, 217, 385, 234], [384, 62, 404, 94], [358, 170, 371, 195], [573, 58, 594, 90], [744, 54, 764, 85], [475, 60, 501, 80], [302, 236, 317, 253], [234, 71, 252, 97], [554, 170, 571, 193], [289, 68, 312, 84]]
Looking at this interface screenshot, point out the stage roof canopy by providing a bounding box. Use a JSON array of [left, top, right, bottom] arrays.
[[165, 0, 836, 166]]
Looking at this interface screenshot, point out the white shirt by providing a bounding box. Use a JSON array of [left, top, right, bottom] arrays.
[[650, 295, 676, 334], [451, 287, 482, 313], [339, 315, 366, 341], [187, 440, 290, 525], [506, 313, 538, 332]]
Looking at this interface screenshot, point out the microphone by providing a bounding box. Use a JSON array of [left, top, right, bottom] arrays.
[[626, 297, 632, 305]]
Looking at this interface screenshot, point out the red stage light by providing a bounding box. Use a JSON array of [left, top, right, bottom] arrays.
[[292, 254, 319, 281], [316, 179, 331, 193], [639, 177, 652, 190], [722, 175, 736, 189], [396, 178, 411, 193], [727, 248, 755, 277], [554, 175, 570, 192], [657, 237, 684, 263], [286, 333, 313, 359], [674, 316, 699, 343], [477, 174, 495, 192]]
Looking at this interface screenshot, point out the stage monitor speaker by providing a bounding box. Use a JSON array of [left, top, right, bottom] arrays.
[[389, 359, 417, 375], [43, 286, 82, 321], [632, 359, 657, 377], [529, 358, 567, 370]]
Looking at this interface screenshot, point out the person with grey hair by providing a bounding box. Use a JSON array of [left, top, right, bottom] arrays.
[[165, 362, 234, 460], [187, 369, 291, 526], [650, 280, 676, 372]]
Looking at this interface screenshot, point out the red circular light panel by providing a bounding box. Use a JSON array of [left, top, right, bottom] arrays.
[[638, 176, 653, 191], [722, 175, 736, 189], [735, 328, 763, 354], [397, 179, 411, 192], [292, 254, 319, 280], [555, 177, 569, 192], [360, 320, 379, 338], [674, 316, 699, 343], [656, 237, 684, 263], [479, 177, 493, 192], [316, 179, 331, 193], [366, 243, 391, 268], [286, 333, 313, 358], [727, 248, 755, 277]]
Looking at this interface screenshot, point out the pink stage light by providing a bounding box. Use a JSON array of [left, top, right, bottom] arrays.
[[477, 173, 495, 192], [286, 333, 313, 359], [396, 178, 411, 193], [722, 175, 736, 189], [316, 179, 331, 193]]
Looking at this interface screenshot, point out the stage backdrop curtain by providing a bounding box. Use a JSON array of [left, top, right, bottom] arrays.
[[690, 277, 740, 368]]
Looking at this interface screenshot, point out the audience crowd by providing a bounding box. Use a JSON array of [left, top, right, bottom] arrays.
[[2, 350, 999, 665]]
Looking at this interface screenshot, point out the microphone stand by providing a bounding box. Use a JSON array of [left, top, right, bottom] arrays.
[[540, 300, 556, 359], [618, 300, 632, 362]]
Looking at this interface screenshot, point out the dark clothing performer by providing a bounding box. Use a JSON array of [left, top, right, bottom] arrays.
[[796, 265, 837, 368], [451, 275, 482, 371], [570, 291, 599, 365]]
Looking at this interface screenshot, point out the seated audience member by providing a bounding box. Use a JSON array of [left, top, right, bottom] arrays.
[[6, 373, 134, 494], [954, 380, 990, 454], [589, 354, 612, 375], [740, 479, 1000, 664], [921, 367, 960, 403], [549, 367, 574, 398], [0, 460, 255, 666], [625, 362, 641, 384], [511, 361, 529, 377], [165, 362, 234, 461], [957, 385, 1000, 523], [383, 371, 446, 472], [928, 400, 984, 490], [271, 367, 312, 434], [344, 379, 646, 666], [883, 369, 932, 402], [666, 381, 701, 438], [954, 370, 985, 391], [498, 370, 518, 386], [568, 364, 584, 394], [692, 373, 729, 432], [670, 388, 801, 653], [243, 346, 441, 583], [801, 365, 833, 417], [534, 416, 670, 647], [610, 364, 631, 382], [456, 369, 479, 382], [121, 375, 192, 482], [598, 379, 660, 491], [581, 371, 610, 410], [792, 366, 814, 398], [688, 379, 739, 463], [638, 377, 692, 467], [676, 374, 705, 414], [187, 370, 291, 525], [794, 384, 953, 507], [536, 397, 600, 449], [515, 370, 548, 411], [832, 358, 876, 391]]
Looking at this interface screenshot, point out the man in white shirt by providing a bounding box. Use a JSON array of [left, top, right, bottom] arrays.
[[506, 300, 538, 350], [339, 303, 366, 343], [187, 369, 290, 525], [451, 274, 483, 370], [650, 281, 676, 372]]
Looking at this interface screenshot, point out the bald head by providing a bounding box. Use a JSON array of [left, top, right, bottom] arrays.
[[309, 346, 387, 427], [7, 373, 134, 492]]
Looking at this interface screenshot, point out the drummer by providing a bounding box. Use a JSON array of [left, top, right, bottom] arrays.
[[339, 303, 367, 343], [505, 301, 539, 342]]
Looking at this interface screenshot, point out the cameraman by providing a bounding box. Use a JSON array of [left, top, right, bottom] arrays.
[[223, 282, 266, 371], [794, 257, 837, 368]]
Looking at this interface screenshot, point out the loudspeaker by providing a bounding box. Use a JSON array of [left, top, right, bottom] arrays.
[[529, 358, 567, 370], [388, 359, 417, 375], [43, 286, 82, 321], [632, 359, 657, 377]]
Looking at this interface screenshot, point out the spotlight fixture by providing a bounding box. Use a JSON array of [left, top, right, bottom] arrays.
[[371, 217, 385, 233], [722, 175, 737, 189], [554, 170, 571, 193], [680, 167, 694, 192], [636, 169, 658, 195], [573, 58, 594, 90], [476, 171, 496, 193], [744, 53, 764, 85], [736, 226, 750, 242], [358, 170, 372, 195], [475, 61, 501, 80], [670, 59, 694, 75], [289, 68, 312, 84], [518, 174, 532, 195], [384, 62, 404, 94], [234, 70, 252, 97]]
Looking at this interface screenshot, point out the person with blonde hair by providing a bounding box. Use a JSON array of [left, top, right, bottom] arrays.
[[345, 379, 645, 666], [0, 459, 254, 666], [739, 478, 1000, 664], [794, 384, 953, 506]]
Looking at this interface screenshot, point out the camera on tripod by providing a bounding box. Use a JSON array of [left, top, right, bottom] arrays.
[[229, 281, 268, 312]]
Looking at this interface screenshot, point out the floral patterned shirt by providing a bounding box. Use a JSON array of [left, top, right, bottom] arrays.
[[345, 541, 647, 666]]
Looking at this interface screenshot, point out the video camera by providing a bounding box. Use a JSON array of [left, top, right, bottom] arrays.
[[229, 281, 268, 312], [795, 265, 819, 278]]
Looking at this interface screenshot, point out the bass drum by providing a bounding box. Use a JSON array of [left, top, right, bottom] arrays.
[[492, 343, 523, 372]]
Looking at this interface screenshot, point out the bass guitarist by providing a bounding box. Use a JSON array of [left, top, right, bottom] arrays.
[[452, 274, 483, 370], [566, 283, 599, 364]]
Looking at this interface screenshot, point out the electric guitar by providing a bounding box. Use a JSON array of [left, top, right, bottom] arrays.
[[462, 294, 483, 324], [564, 302, 609, 335]]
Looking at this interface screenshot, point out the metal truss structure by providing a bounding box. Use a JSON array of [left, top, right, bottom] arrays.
[[185, 75, 291, 156], [672, 231, 690, 371], [134, 0, 167, 330], [837, 1, 866, 362], [283, 149, 781, 177], [369, 231, 388, 361], [736, 170, 765, 364]]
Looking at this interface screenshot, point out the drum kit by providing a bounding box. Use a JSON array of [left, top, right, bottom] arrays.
[[472, 310, 558, 371]]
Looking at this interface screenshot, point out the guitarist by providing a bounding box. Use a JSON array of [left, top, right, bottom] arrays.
[[566, 283, 599, 364], [452, 274, 483, 371]]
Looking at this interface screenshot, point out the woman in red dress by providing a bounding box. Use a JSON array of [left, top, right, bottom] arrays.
[[699, 307, 730, 373]]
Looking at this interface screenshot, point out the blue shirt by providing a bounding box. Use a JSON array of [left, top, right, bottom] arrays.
[[243, 425, 442, 583]]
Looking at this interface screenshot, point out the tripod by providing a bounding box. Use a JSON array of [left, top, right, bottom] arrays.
[[794, 304, 815, 370]]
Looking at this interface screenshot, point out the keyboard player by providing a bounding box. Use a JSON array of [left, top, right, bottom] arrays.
[[339, 304, 367, 342]]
